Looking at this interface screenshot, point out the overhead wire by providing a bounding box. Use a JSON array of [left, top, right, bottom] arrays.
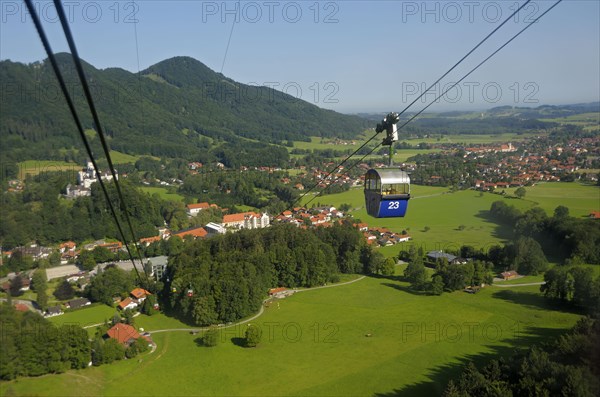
[[307, 0, 563, 204], [51, 0, 150, 284], [285, 0, 534, 212], [23, 0, 149, 287]]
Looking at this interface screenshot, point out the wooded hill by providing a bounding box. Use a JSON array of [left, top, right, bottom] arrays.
[[0, 54, 368, 163]]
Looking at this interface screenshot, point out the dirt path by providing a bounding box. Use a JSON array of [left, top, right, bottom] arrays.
[[492, 281, 546, 288], [148, 275, 366, 334]]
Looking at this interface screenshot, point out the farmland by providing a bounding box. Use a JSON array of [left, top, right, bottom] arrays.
[[304, 185, 529, 254], [290, 133, 536, 153], [301, 182, 598, 257]]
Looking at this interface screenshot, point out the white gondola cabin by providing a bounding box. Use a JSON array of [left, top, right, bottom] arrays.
[[364, 169, 410, 218]]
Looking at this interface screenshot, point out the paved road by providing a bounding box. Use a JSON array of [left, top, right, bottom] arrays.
[[148, 275, 366, 334]]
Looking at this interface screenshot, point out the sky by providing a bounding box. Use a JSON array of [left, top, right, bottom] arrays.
[[1, 0, 599, 113]]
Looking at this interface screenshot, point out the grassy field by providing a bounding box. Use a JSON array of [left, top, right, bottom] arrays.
[[503, 182, 599, 217], [540, 112, 600, 132], [1, 269, 582, 396], [305, 186, 533, 255], [18, 160, 79, 179], [291, 133, 537, 153], [291, 136, 367, 151], [17, 151, 139, 179], [109, 150, 140, 164], [48, 304, 118, 329], [394, 148, 441, 162], [139, 186, 185, 202], [303, 182, 599, 257], [393, 132, 540, 145]]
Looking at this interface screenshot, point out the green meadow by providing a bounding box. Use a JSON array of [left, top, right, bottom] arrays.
[[503, 182, 599, 217], [290, 133, 535, 154], [17, 151, 139, 180], [291, 136, 366, 151], [540, 112, 600, 132], [48, 304, 118, 329], [1, 269, 582, 396], [18, 160, 79, 179], [304, 186, 531, 256], [139, 186, 185, 202], [303, 182, 598, 257], [1, 180, 595, 396], [394, 148, 441, 162], [109, 150, 140, 164]]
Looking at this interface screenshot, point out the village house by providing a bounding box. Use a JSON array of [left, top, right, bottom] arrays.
[[500, 270, 519, 280], [130, 288, 151, 303], [268, 287, 286, 296], [1, 276, 33, 293], [589, 211, 600, 220], [118, 297, 138, 311], [66, 297, 91, 310], [426, 251, 457, 264], [172, 227, 208, 240], [11, 245, 53, 261], [139, 235, 161, 246], [186, 202, 211, 216], [100, 242, 123, 253], [106, 323, 151, 347], [45, 305, 64, 318], [222, 212, 270, 230]]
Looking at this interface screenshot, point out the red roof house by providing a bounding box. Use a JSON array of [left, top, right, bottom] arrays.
[[106, 323, 142, 346]]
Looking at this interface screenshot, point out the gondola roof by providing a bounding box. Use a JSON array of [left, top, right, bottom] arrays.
[[365, 168, 410, 185]]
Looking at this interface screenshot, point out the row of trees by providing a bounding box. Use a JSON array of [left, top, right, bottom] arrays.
[[0, 173, 165, 250], [541, 265, 600, 311], [180, 169, 299, 214], [443, 317, 600, 396], [490, 201, 600, 265], [166, 222, 380, 326], [403, 246, 494, 294], [0, 299, 156, 381], [0, 305, 91, 380]]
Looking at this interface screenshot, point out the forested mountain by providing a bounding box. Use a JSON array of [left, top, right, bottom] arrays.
[[0, 54, 368, 162]]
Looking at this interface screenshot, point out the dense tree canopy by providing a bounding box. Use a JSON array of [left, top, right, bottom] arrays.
[[0, 305, 91, 380], [167, 223, 374, 326], [444, 317, 600, 397], [490, 201, 600, 265]]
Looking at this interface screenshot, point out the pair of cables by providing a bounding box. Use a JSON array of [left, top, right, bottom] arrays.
[[24, 0, 150, 287]]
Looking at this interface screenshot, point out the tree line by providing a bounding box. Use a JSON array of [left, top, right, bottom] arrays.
[[490, 201, 600, 265], [443, 317, 600, 396], [0, 305, 90, 380], [401, 246, 495, 295], [165, 222, 382, 326]]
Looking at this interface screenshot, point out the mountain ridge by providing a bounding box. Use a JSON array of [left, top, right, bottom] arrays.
[[0, 54, 369, 164]]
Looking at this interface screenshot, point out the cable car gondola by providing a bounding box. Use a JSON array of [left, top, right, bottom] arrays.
[[364, 168, 410, 218], [364, 112, 411, 218]]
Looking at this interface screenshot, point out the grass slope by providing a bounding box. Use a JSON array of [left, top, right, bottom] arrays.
[[305, 186, 532, 255], [1, 271, 582, 396], [503, 182, 599, 217], [18, 160, 78, 179], [139, 186, 185, 202], [305, 182, 599, 257]]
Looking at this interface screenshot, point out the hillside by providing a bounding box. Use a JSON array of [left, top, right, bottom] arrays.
[[355, 102, 599, 135], [0, 55, 368, 163]]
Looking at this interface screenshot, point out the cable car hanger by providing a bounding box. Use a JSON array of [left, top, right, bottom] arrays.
[[364, 113, 411, 218]]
